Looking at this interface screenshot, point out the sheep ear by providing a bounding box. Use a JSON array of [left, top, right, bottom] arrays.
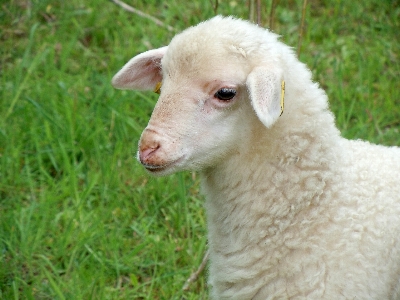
[[246, 66, 284, 128], [112, 46, 168, 90]]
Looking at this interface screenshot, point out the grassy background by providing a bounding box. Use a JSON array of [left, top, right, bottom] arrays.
[[1, 0, 399, 299]]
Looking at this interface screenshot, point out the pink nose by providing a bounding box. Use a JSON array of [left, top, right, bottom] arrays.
[[138, 131, 161, 165], [139, 144, 159, 163]]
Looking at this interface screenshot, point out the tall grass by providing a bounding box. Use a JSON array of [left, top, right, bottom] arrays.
[[1, 0, 399, 299]]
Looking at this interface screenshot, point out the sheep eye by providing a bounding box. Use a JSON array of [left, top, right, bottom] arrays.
[[214, 88, 236, 101]]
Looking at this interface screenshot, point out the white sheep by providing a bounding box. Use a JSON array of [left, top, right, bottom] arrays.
[[112, 16, 400, 299]]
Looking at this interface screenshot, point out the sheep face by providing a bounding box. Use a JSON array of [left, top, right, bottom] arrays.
[[139, 53, 252, 176], [112, 16, 285, 176]]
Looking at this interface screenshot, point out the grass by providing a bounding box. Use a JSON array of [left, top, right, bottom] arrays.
[[1, 0, 399, 299]]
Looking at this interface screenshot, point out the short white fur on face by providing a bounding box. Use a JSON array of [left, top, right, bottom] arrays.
[[112, 16, 400, 300]]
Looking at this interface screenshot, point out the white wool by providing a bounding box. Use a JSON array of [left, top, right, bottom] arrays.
[[112, 16, 400, 299]]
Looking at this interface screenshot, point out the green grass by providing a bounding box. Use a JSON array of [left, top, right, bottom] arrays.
[[1, 0, 399, 299]]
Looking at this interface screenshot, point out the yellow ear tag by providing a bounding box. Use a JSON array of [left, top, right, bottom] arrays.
[[154, 82, 162, 94], [280, 80, 285, 116]]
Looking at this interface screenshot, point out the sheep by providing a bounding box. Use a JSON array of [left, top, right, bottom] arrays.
[[111, 16, 400, 299]]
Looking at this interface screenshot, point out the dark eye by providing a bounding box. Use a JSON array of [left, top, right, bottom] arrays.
[[214, 88, 236, 101]]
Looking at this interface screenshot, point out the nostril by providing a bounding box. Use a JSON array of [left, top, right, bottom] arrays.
[[139, 143, 161, 163]]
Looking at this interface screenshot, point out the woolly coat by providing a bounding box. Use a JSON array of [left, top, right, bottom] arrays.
[[112, 16, 400, 299]]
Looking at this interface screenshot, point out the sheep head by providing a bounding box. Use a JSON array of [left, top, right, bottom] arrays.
[[112, 16, 285, 175]]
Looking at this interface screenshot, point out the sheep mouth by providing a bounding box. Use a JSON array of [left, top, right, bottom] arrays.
[[142, 157, 183, 174]]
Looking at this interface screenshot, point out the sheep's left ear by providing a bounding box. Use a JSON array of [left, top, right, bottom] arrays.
[[246, 66, 284, 128]]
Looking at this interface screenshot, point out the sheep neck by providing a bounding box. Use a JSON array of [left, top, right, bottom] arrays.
[[200, 105, 343, 254]]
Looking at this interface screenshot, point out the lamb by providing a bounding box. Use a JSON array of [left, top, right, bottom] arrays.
[[111, 16, 400, 299]]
